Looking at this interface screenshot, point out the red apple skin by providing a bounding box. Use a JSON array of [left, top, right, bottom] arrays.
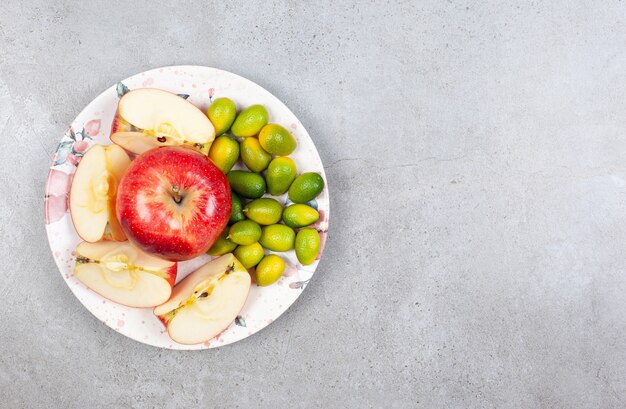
[[110, 108, 131, 133], [162, 264, 178, 288], [157, 315, 168, 327], [116, 146, 232, 261]]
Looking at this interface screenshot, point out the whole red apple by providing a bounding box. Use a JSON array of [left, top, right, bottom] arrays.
[[116, 146, 231, 261]]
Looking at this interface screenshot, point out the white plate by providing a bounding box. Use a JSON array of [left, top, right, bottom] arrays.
[[44, 66, 329, 349]]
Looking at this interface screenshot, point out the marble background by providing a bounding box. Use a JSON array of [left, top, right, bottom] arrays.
[[1, 1, 626, 407]]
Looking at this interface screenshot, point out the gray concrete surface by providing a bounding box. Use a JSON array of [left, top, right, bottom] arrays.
[[1, 0, 626, 407]]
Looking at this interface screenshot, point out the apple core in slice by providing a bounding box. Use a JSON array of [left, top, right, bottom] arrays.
[[154, 254, 251, 345], [74, 241, 177, 308], [111, 131, 211, 156]]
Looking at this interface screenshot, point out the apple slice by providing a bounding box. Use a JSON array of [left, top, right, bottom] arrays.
[[111, 132, 211, 157], [70, 144, 131, 242], [110, 88, 214, 155], [154, 254, 251, 345], [74, 241, 177, 307]]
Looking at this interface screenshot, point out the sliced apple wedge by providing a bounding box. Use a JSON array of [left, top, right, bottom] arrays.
[[110, 88, 214, 155], [70, 144, 131, 242], [111, 131, 211, 156], [154, 254, 251, 345], [74, 241, 177, 307], [117, 89, 213, 143]]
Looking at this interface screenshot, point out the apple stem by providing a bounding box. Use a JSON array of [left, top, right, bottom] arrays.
[[171, 185, 183, 204]]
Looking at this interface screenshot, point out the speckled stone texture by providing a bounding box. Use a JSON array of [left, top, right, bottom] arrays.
[[2, 1, 626, 408]]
